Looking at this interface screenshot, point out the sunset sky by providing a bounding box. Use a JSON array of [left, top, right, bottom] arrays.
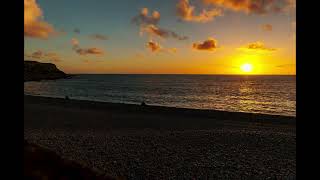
[[24, 0, 296, 75]]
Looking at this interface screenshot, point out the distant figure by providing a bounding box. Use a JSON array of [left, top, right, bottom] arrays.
[[141, 101, 147, 106], [65, 96, 69, 100]]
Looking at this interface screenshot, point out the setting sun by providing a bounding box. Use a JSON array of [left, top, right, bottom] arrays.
[[240, 63, 253, 73]]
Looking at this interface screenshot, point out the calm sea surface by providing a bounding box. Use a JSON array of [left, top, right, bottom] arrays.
[[24, 75, 296, 117]]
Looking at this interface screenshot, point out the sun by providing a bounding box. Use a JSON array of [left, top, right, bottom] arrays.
[[240, 63, 253, 73]]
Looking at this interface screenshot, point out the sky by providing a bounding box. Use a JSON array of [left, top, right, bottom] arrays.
[[24, 0, 296, 75]]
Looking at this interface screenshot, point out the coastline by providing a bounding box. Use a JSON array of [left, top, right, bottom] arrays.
[[24, 95, 296, 179], [24, 94, 295, 125]]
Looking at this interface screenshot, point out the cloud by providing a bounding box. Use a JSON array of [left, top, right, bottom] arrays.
[[203, 0, 295, 14], [141, 25, 188, 40], [284, 0, 296, 12], [44, 52, 61, 62], [89, 34, 108, 41], [132, 8, 160, 26], [71, 38, 79, 47], [26, 50, 42, 59], [74, 28, 80, 34], [146, 41, 161, 52], [262, 24, 273, 31], [176, 0, 223, 23], [24, 0, 56, 39], [193, 37, 219, 51], [133, 8, 188, 41], [146, 41, 178, 53], [24, 50, 61, 62], [240, 41, 276, 52], [75, 48, 104, 56], [71, 38, 105, 56]]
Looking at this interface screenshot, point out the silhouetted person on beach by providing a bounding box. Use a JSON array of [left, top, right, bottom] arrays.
[[141, 101, 147, 106]]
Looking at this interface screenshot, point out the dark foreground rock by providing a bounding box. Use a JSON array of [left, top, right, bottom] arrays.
[[24, 60, 68, 82], [24, 140, 117, 180]]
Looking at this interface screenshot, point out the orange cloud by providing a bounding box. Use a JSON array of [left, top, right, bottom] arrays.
[[193, 37, 219, 51], [71, 38, 79, 47], [133, 8, 188, 41], [239, 41, 276, 52], [24, 0, 56, 39], [262, 24, 273, 31], [25, 50, 61, 62], [146, 41, 161, 52], [203, 0, 295, 14], [141, 25, 188, 40], [177, 0, 223, 23], [146, 41, 178, 53], [132, 8, 160, 26], [76, 48, 104, 56], [71, 38, 105, 56]]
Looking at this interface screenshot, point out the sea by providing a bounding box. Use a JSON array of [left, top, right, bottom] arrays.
[[24, 75, 296, 117]]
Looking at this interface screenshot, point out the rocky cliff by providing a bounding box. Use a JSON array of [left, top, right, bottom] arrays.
[[24, 61, 68, 82]]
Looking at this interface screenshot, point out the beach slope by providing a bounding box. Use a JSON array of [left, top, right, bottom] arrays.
[[24, 95, 296, 179]]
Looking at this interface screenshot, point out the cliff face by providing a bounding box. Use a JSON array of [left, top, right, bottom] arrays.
[[24, 61, 68, 82]]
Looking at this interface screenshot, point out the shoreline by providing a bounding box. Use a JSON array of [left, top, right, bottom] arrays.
[[25, 93, 296, 118], [24, 94, 295, 122], [24, 93, 296, 117]]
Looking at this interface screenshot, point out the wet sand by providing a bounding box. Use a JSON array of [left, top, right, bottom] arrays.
[[24, 95, 296, 179]]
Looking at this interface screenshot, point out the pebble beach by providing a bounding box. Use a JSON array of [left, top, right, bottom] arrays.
[[24, 95, 296, 179]]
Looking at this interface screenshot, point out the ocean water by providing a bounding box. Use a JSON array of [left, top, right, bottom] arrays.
[[24, 75, 296, 117]]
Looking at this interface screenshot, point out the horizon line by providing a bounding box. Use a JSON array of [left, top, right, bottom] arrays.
[[68, 73, 296, 76]]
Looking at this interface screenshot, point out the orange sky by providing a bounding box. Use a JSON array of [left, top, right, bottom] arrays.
[[24, 0, 296, 75]]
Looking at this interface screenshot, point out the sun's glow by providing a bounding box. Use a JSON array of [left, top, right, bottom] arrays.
[[240, 63, 253, 73]]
